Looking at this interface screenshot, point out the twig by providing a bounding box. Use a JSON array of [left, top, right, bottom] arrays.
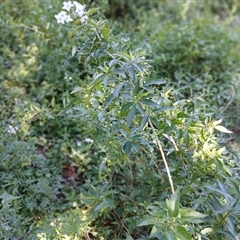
[[220, 86, 235, 114], [113, 212, 134, 240], [141, 146, 164, 182], [148, 118, 175, 194]]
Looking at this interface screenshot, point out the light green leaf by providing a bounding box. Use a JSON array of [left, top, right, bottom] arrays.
[[86, 8, 99, 16], [201, 228, 213, 235], [175, 226, 191, 240], [166, 230, 177, 240], [101, 27, 110, 42], [166, 190, 180, 218], [177, 112, 190, 118], [70, 86, 81, 94], [213, 119, 222, 126], [71, 45, 77, 57], [180, 208, 207, 223], [214, 125, 232, 133], [143, 79, 166, 87]]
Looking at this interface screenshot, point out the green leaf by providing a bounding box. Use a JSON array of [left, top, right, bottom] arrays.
[[177, 112, 190, 118], [101, 27, 110, 42], [113, 83, 124, 97], [166, 230, 177, 240], [143, 79, 166, 87], [103, 94, 114, 110], [71, 45, 77, 57], [0, 192, 21, 204], [70, 86, 81, 94], [86, 8, 100, 16], [180, 208, 207, 223], [214, 125, 232, 133], [127, 65, 135, 80], [121, 102, 134, 114], [166, 190, 180, 218], [140, 99, 159, 108], [127, 104, 136, 128], [140, 115, 148, 130], [133, 63, 144, 73], [123, 141, 131, 155], [175, 226, 191, 240]]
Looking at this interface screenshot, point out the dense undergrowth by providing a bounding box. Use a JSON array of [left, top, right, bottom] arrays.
[[0, 0, 240, 239]]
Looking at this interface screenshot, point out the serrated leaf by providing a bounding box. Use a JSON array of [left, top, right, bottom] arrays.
[[127, 104, 136, 128], [175, 226, 191, 240], [143, 79, 166, 87], [214, 125, 232, 133], [166, 190, 180, 218]]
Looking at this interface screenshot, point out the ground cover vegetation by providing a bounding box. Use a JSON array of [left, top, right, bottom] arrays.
[[0, 0, 240, 239]]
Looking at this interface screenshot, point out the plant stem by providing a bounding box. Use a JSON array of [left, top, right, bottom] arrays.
[[148, 118, 175, 194]]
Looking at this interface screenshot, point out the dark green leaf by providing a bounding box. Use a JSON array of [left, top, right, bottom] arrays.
[[140, 115, 148, 130], [140, 99, 159, 108], [177, 112, 190, 118], [103, 94, 114, 110], [123, 141, 131, 155], [127, 104, 136, 128], [113, 83, 124, 97], [128, 65, 135, 80], [121, 102, 134, 114]]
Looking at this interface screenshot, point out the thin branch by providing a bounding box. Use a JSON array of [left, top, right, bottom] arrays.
[[113, 211, 134, 240], [220, 85, 235, 114], [148, 118, 175, 194]]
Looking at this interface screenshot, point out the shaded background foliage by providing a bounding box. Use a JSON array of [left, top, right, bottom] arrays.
[[0, 0, 240, 239]]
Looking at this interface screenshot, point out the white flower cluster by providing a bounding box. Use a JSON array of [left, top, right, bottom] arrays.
[[55, 1, 88, 24]]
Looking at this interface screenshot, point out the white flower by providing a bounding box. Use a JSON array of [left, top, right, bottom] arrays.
[[65, 14, 73, 23], [84, 138, 93, 143], [55, 11, 68, 24], [72, 202, 77, 207], [7, 125, 17, 134], [73, 1, 86, 17], [80, 15, 88, 23], [55, 10, 73, 24], [62, 1, 74, 11]]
